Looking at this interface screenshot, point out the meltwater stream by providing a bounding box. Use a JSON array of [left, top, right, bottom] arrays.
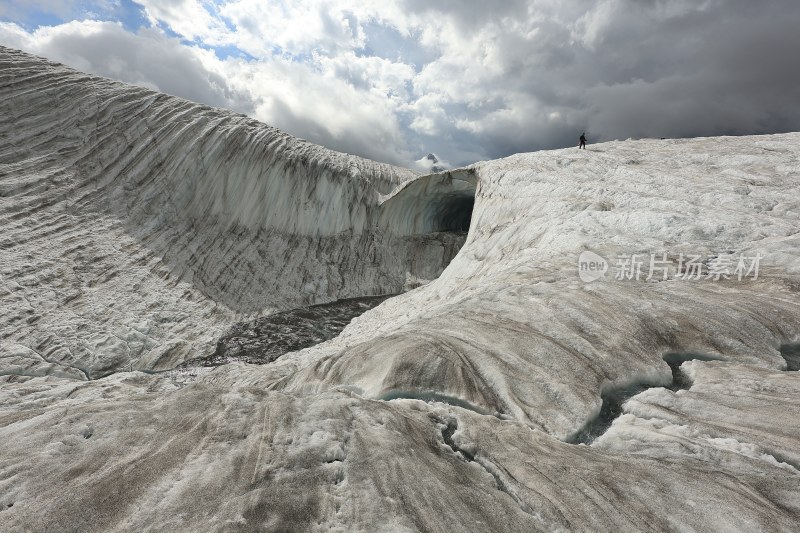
[[178, 295, 394, 369]]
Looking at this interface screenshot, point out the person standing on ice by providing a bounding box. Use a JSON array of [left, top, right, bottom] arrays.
[[579, 132, 587, 149]]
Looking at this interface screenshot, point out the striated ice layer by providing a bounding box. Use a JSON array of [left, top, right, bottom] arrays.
[[1, 47, 800, 531], [0, 46, 472, 377]]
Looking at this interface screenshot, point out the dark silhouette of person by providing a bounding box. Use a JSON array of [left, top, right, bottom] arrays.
[[579, 132, 587, 149]]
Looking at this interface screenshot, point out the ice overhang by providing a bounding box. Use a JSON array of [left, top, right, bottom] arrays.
[[378, 168, 477, 236]]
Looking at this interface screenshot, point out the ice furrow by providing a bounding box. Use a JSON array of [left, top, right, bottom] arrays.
[[0, 46, 470, 375]]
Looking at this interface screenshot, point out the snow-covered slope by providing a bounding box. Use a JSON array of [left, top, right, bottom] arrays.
[[233, 131, 800, 440], [1, 47, 799, 531], [0, 46, 468, 377]]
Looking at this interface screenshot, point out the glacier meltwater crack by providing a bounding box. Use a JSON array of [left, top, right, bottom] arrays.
[[435, 416, 540, 521], [568, 352, 722, 445], [379, 390, 498, 416], [178, 295, 394, 368]]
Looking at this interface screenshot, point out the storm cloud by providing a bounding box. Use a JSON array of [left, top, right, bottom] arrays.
[[2, 0, 799, 168]]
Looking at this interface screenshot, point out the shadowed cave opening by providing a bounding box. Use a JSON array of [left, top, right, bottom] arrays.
[[379, 169, 478, 236], [780, 343, 800, 371], [428, 193, 475, 233]]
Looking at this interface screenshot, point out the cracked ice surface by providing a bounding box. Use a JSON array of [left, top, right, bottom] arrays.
[[2, 46, 800, 531]]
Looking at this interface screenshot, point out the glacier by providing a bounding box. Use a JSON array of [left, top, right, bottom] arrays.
[[0, 46, 471, 378], [1, 45, 799, 531]]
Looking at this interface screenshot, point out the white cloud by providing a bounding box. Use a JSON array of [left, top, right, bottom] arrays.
[[134, 0, 231, 45], [408, 94, 449, 136], [0, 20, 247, 110], [220, 55, 414, 164], [0, 22, 31, 49], [0, 0, 116, 22], [220, 0, 365, 57]]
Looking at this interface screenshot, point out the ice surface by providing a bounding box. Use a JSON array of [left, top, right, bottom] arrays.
[[1, 46, 800, 531], [0, 46, 468, 377]]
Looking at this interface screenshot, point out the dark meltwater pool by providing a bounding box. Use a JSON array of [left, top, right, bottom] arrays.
[[178, 295, 394, 369]]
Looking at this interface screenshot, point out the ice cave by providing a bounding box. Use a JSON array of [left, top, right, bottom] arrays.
[[379, 169, 477, 235]]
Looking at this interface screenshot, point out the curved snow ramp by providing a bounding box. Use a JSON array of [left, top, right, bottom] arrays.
[[0, 47, 466, 376]]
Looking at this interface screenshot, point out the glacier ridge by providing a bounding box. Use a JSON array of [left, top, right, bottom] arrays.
[[0, 46, 472, 377]]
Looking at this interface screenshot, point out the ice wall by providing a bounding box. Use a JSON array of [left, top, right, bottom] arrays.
[[0, 46, 471, 376]]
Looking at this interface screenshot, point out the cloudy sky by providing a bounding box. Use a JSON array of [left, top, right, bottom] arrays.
[[1, 1, 799, 169]]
